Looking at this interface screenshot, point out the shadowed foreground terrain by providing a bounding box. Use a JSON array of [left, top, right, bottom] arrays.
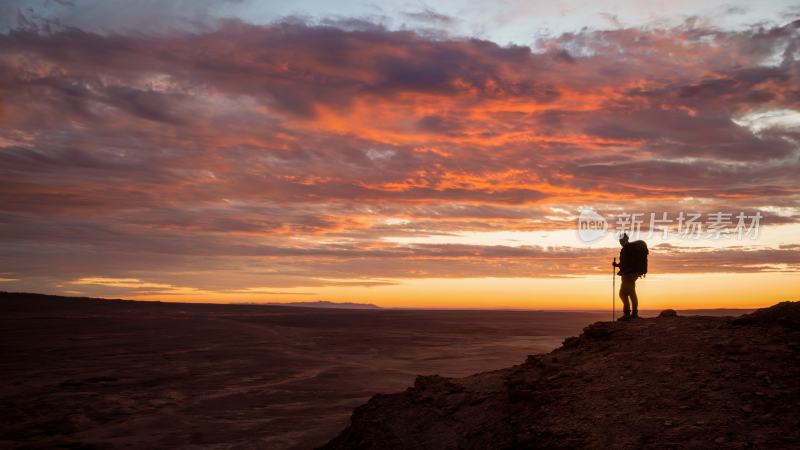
[[1, 292, 614, 449], [324, 302, 800, 449]]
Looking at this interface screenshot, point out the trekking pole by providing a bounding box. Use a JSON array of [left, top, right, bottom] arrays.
[[612, 257, 616, 321]]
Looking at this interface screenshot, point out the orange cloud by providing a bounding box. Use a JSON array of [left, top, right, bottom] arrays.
[[0, 19, 799, 304]]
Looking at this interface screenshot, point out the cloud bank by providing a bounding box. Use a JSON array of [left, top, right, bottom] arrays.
[[1, 13, 799, 298]]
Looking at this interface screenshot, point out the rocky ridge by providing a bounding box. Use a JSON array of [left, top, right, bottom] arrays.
[[323, 302, 800, 449]]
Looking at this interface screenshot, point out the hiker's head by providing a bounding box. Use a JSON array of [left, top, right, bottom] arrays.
[[619, 233, 629, 246]]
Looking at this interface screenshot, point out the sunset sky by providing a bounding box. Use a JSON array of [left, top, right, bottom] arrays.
[[1, 0, 799, 309]]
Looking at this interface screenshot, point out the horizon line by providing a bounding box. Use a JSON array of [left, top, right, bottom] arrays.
[[0, 291, 769, 313]]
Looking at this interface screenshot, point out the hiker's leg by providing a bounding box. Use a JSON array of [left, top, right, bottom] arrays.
[[619, 279, 631, 316], [627, 276, 639, 316]]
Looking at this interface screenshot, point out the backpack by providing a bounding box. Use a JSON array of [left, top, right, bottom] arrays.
[[627, 240, 649, 277]]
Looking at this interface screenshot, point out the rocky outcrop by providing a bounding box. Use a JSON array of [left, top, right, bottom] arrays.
[[658, 308, 677, 318], [323, 302, 800, 449]]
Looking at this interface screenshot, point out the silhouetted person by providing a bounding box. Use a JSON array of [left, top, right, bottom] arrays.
[[613, 233, 648, 321]]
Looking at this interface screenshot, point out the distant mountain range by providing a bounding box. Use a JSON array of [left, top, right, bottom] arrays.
[[0, 292, 381, 311], [237, 300, 381, 309]]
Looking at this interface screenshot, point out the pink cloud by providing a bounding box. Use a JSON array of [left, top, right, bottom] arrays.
[[0, 19, 799, 294]]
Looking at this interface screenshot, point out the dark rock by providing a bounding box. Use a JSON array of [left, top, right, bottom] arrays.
[[322, 302, 800, 450], [582, 321, 615, 339], [733, 301, 800, 328], [562, 336, 580, 348], [659, 309, 678, 318]]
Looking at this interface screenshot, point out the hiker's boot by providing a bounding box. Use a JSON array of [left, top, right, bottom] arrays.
[[617, 314, 631, 322], [631, 312, 640, 319]]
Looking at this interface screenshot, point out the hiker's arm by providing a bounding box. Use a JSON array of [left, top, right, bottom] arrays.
[[615, 249, 625, 268]]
